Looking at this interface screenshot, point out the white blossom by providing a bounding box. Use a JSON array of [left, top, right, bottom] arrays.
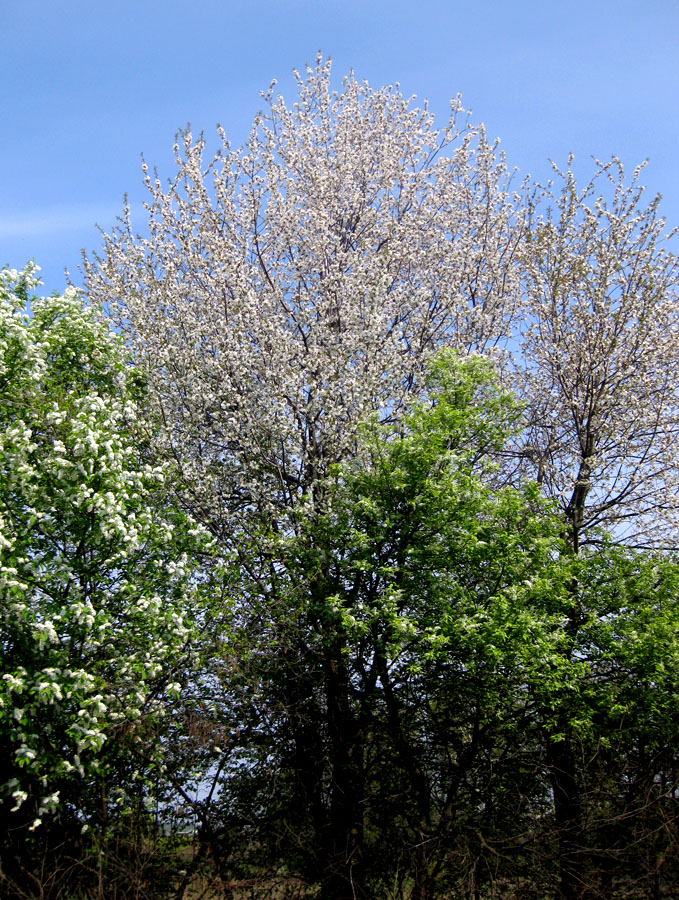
[[86, 60, 679, 553], [0, 265, 215, 815], [86, 57, 524, 540], [516, 158, 679, 548]]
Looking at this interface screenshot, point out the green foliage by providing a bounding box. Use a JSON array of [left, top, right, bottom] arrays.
[[194, 352, 573, 896], [315, 350, 564, 672], [204, 352, 679, 898]]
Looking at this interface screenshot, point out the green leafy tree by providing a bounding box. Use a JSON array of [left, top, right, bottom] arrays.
[[308, 353, 566, 899], [178, 353, 569, 899], [538, 546, 679, 898]]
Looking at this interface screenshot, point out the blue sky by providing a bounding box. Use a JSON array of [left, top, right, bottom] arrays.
[[2, 0, 678, 295]]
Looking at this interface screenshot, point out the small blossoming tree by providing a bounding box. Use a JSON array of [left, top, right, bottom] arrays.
[[518, 158, 679, 552], [0, 264, 212, 843]]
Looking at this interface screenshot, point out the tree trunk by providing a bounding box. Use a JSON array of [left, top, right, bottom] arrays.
[[547, 452, 591, 899], [548, 730, 584, 900], [320, 645, 367, 900]]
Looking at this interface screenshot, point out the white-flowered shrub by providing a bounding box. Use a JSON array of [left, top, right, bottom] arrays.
[[0, 264, 214, 825]]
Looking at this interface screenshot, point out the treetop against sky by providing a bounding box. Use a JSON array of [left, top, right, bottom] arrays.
[[83, 59, 679, 552], [1, 0, 678, 293]]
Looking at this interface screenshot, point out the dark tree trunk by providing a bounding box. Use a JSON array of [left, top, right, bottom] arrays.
[[548, 730, 584, 900], [547, 451, 592, 899], [320, 646, 367, 900]]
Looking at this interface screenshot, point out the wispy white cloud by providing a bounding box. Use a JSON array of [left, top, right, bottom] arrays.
[[0, 203, 123, 240]]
